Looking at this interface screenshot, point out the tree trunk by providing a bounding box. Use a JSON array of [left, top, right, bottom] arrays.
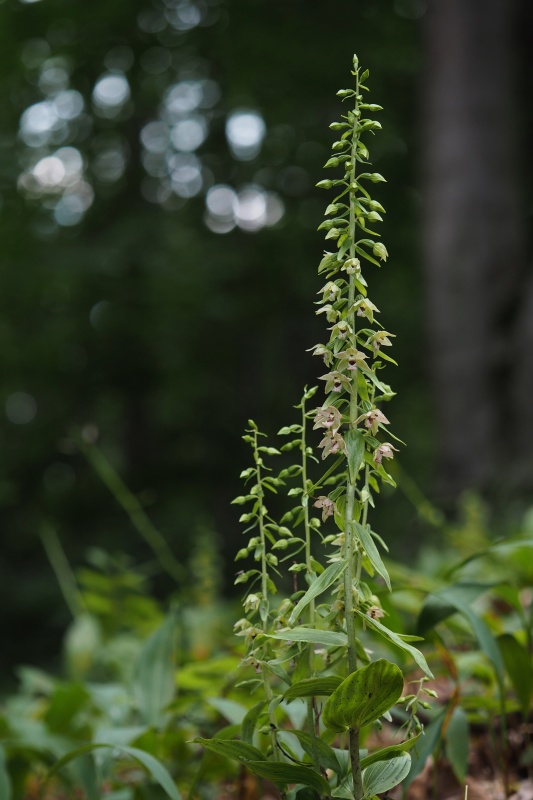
[[423, 0, 523, 498]]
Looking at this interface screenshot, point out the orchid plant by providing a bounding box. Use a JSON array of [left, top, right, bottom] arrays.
[[195, 55, 434, 800]]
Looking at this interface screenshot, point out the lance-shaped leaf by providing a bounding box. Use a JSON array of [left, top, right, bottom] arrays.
[[322, 659, 403, 733], [245, 760, 331, 794], [288, 561, 347, 625], [353, 522, 390, 590], [359, 733, 422, 769], [267, 627, 347, 648], [193, 738, 264, 765], [284, 676, 343, 701], [355, 611, 433, 678], [241, 701, 267, 745]]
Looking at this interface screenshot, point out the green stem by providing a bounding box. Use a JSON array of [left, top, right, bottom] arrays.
[[343, 61, 364, 800], [40, 524, 85, 618], [301, 393, 321, 772], [253, 431, 279, 760], [78, 434, 184, 584]]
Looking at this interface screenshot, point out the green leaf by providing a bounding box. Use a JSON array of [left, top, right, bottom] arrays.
[[359, 734, 422, 769], [445, 707, 469, 782], [48, 744, 181, 800], [498, 633, 533, 716], [355, 611, 433, 678], [422, 585, 504, 683], [285, 730, 342, 774], [245, 761, 331, 794], [337, 236, 352, 261], [207, 698, 247, 725], [133, 614, 176, 728], [0, 747, 12, 800], [288, 562, 347, 625], [266, 627, 347, 648], [241, 702, 267, 745], [322, 659, 403, 733], [284, 676, 343, 701], [353, 522, 390, 590], [362, 753, 411, 797], [345, 429, 365, 484], [193, 737, 264, 764], [404, 709, 446, 789]]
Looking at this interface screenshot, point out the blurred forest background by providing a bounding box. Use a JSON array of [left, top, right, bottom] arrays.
[[0, 0, 532, 685]]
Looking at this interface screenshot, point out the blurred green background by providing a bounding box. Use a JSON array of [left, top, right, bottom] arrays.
[[0, 0, 531, 682]]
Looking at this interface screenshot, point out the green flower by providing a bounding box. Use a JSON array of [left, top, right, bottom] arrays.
[[336, 347, 368, 372], [319, 371, 352, 394]]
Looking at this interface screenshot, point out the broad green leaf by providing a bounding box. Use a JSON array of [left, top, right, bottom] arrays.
[[193, 737, 264, 764], [134, 613, 176, 727], [404, 709, 446, 789], [246, 760, 331, 794], [241, 702, 267, 745], [354, 522, 390, 590], [498, 633, 533, 716], [289, 562, 347, 625], [284, 676, 343, 701], [362, 753, 411, 797], [0, 747, 12, 800], [267, 627, 347, 648], [207, 698, 247, 725], [445, 707, 469, 782], [285, 730, 342, 774], [355, 611, 433, 678], [345, 429, 365, 484], [417, 583, 491, 635], [48, 743, 181, 800], [436, 587, 504, 683], [360, 733, 422, 769], [322, 659, 403, 733]]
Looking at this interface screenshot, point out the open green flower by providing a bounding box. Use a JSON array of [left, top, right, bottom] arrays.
[[320, 370, 352, 394], [337, 347, 368, 372]]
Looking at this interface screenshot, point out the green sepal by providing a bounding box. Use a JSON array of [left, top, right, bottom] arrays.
[[322, 659, 403, 733]]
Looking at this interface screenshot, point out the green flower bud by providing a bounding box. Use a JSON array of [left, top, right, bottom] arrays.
[[373, 242, 388, 261]]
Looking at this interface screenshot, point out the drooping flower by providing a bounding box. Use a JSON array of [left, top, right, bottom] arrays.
[[372, 442, 398, 464], [319, 430, 348, 459], [328, 320, 352, 340], [366, 330, 395, 354], [341, 257, 361, 275], [313, 495, 337, 522], [319, 281, 342, 303], [353, 298, 379, 323], [356, 408, 389, 436], [319, 371, 351, 394], [307, 343, 334, 367], [313, 405, 342, 432]]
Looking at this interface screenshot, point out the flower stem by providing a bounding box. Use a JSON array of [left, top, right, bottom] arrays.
[[343, 60, 364, 800], [301, 393, 321, 772], [253, 430, 279, 760]]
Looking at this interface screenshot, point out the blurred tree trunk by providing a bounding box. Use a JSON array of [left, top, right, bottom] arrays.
[[423, 0, 524, 497]]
